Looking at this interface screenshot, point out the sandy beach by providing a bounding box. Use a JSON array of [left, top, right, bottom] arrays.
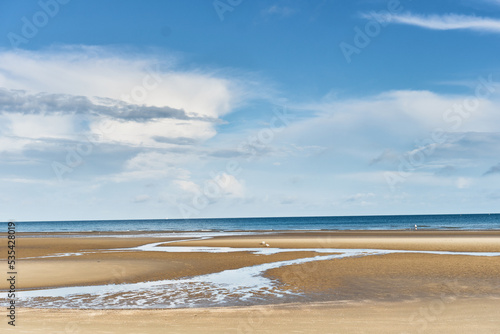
[[2, 298, 500, 334], [1, 230, 500, 333]]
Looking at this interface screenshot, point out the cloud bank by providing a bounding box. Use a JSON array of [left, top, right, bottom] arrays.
[[0, 47, 248, 151]]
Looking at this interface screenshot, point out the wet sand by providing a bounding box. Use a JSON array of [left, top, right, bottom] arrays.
[[168, 230, 500, 252], [1, 231, 499, 290]]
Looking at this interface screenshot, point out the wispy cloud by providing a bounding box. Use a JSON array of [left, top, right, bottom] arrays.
[[363, 12, 500, 33], [434, 165, 457, 177], [482, 0, 500, 6], [344, 192, 375, 203], [456, 177, 473, 189], [483, 162, 500, 175], [133, 194, 151, 203], [262, 5, 297, 18]]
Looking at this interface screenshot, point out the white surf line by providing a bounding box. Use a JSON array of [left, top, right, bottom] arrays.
[[2, 244, 500, 309]]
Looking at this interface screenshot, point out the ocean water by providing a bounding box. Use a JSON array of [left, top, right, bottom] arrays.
[[4, 214, 500, 233]]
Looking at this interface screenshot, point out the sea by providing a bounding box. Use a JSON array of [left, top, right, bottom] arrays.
[[4, 214, 500, 233]]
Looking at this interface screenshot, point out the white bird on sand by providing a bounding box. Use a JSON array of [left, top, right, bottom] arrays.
[[265, 243, 270, 247], [260, 241, 266, 245]]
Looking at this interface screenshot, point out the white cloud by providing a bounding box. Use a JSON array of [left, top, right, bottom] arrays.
[[220, 173, 245, 198], [292, 89, 500, 149], [366, 12, 500, 33], [108, 151, 191, 182], [133, 194, 151, 203], [4, 113, 78, 140], [344, 192, 375, 202], [0, 136, 33, 153], [174, 180, 201, 194], [262, 5, 297, 18], [0, 47, 253, 152], [0, 177, 56, 185], [88, 117, 216, 148], [0, 47, 242, 117], [456, 177, 473, 189], [174, 173, 245, 199]]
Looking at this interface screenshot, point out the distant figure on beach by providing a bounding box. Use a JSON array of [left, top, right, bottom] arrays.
[[414, 224, 417, 231]]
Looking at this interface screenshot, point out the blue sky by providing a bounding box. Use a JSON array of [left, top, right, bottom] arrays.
[[1, 0, 500, 221]]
